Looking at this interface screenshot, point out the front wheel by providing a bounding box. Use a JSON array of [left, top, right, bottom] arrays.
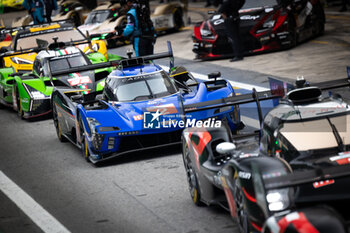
[[183, 142, 202, 206], [14, 85, 23, 119], [53, 104, 68, 142], [234, 188, 250, 233], [79, 115, 90, 162], [81, 136, 91, 162]]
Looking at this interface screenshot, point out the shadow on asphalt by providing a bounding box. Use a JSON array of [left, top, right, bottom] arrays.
[[95, 144, 182, 168]]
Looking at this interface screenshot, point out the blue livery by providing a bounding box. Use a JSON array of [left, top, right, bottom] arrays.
[[51, 44, 243, 164]]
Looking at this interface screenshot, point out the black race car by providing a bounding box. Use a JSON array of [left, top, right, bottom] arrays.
[[193, 0, 325, 60], [182, 76, 350, 232]]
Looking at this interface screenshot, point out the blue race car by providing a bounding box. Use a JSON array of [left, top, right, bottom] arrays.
[[51, 42, 243, 164]]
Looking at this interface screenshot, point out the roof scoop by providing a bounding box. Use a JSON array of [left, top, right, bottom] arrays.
[[287, 87, 322, 104]]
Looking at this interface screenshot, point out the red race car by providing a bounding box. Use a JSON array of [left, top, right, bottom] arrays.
[[193, 0, 325, 60]]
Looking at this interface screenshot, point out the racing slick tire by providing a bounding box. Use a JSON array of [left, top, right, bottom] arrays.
[[14, 84, 23, 119], [235, 189, 250, 233], [182, 141, 203, 206], [79, 114, 91, 163], [52, 104, 68, 142], [81, 136, 91, 163]]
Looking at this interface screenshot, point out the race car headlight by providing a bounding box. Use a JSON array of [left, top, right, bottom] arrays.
[[86, 117, 101, 134], [91, 43, 99, 52], [10, 57, 33, 64], [263, 20, 275, 28], [266, 188, 290, 212], [31, 91, 45, 99], [200, 28, 215, 39], [200, 28, 212, 36], [23, 84, 48, 100], [108, 136, 115, 149], [87, 117, 105, 150]]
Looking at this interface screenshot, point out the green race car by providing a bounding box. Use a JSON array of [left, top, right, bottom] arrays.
[[0, 45, 120, 119]]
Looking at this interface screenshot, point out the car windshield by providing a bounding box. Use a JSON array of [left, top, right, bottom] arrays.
[[49, 54, 88, 73], [280, 113, 350, 151], [107, 71, 177, 102], [85, 10, 110, 24], [242, 0, 278, 9], [15, 29, 85, 50]]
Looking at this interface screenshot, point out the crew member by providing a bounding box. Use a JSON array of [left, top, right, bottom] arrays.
[[120, 0, 156, 56], [23, 0, 45, 24], [43, 0, 57, 23], [218, 0, 244, 62]]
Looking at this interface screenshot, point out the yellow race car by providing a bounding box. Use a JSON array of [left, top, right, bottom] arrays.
[[0, 24, 108, 72], [0, 0, 24, 9]]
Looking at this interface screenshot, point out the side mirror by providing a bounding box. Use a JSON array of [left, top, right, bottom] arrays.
[[208, 72, 221, 80], [70, 94, 83, 103], [216, 142, 236, 155], [75, 6, 83, 11]]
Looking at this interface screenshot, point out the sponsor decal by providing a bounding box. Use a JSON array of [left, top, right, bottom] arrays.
[[330, 152, 350, 165], [313, 179, 335, 189], [240, 15, 260, 20], [68, 75, 92, 86], [133, 114, 143, 121], [213, 19, 224, 25], [143, 110, 221, 129], [238, 171, 251, 179]]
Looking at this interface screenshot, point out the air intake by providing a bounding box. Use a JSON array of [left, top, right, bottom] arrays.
[[286, 87, 322, 104]]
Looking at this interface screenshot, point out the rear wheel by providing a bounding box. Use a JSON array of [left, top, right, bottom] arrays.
[[53, 104, 68, 142], [183, 142, 202, 206]]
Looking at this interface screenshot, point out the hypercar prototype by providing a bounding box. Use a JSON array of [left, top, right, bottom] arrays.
[[87, 1, 185, 48], [51, 43, 242, 164], [52, 0, 90, 27], [182, 76, 350, 232], [78, 1, 128, 48], [11, 0, 89, 27], [193, 0, 325, 59], [0, 20, 73, 48], [0, 0, 23, 9], [0, 25, 108, 72], [151, 2, 184, 33], [0, 45, 118, 118]]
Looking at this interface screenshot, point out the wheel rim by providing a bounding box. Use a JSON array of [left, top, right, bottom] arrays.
[[84, 137, 89, 159], [16, 87, 23, 118], [58, 122, 62, 139], [53, 105, 62, 139], [235, 189, 249, 233]]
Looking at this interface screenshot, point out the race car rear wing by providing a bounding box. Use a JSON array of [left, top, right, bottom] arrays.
[[4, 20, 74, 32], [0, 40, 94, 62], [185, 74, 350, 117], [263, 163, 350, 190], [50, 41, 174, 77], [268, 71, 350, 99], [184, 88, 279, 126], [0, 19, 74, 36]]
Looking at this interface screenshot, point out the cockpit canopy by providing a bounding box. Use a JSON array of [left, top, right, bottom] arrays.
[[103, 70, 178, 102]]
